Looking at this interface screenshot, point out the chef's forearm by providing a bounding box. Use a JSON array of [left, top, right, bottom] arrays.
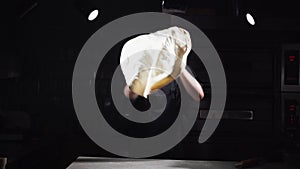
[[180, 69, 204, 101], [124, 85, 138, 100]]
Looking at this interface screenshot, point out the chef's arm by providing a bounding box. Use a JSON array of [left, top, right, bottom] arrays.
[[179, 69, 204, 101], [124, 85, 151, 111], [124, 85, 138, 100]]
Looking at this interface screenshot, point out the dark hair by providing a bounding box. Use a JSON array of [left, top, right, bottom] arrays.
[[130, 95, 151, 112]]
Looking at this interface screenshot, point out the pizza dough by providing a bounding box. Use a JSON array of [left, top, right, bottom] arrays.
[[120, 26, 192, 98]]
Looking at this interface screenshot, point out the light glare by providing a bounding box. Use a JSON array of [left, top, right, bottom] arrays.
[[246, 13, 255, 25], [88, 9, 99, 21]]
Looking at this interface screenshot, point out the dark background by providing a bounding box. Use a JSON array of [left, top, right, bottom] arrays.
[[1, 0, 300, 168]]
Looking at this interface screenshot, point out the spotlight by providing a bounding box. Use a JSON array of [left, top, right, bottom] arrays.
[[88, 9, 99, 21], [246, 13, 255, 25], [75, 0, 99, 21]]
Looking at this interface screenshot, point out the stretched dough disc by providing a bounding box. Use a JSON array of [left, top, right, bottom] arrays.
[[120, 26, 192, 97]]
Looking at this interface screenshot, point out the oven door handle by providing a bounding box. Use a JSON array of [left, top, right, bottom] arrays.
[[199, 110, 254, 120]]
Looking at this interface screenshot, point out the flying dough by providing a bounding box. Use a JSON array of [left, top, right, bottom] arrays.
[[120, 26, 192, 98]]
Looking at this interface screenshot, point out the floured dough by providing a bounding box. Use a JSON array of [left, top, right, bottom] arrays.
[[120, 26, 192, 98]]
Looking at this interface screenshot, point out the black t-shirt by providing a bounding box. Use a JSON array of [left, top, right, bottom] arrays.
[[98, 80, 182, 138], [130, 81, 180, 112], [127, 80, 181, 138]]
